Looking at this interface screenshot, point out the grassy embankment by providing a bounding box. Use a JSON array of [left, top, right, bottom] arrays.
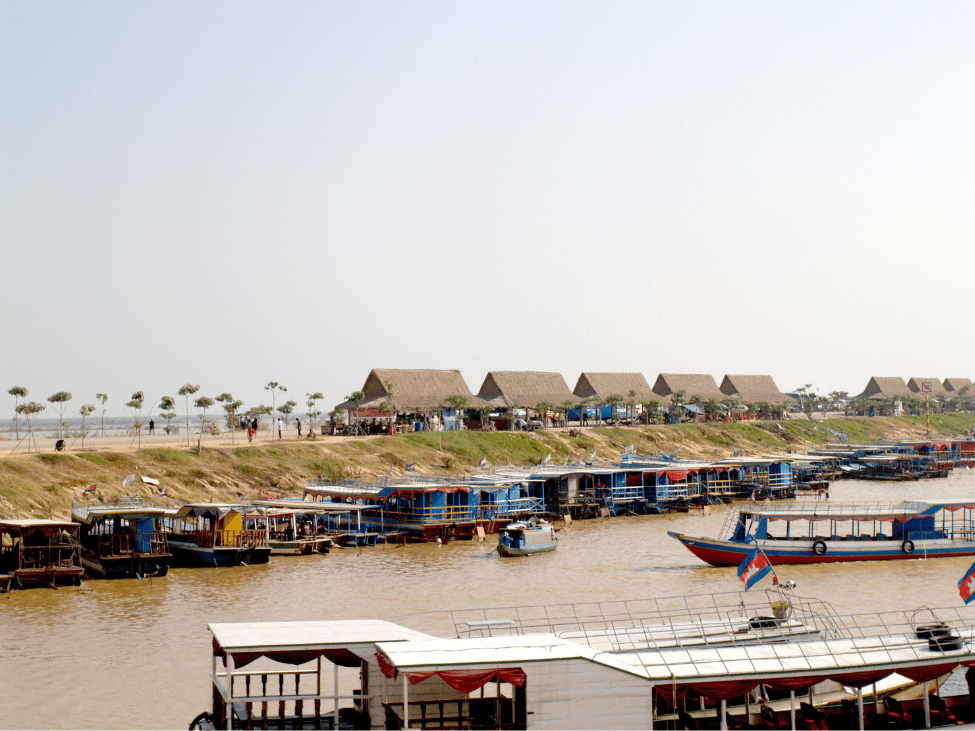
[[1, 414, 973, 520]]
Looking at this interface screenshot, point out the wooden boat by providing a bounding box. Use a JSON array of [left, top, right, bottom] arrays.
[[669, 501, 975, 566], [0, 519, 84, 589], [165, 503, 269, 567], [497, 518, 557, 557], [193, 596, 975, 731], [251, 508, 332, 555], [71, 496, 171, 578]]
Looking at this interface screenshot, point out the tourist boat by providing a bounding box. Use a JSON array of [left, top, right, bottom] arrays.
[[669, 501, 975, 566], [165, 503, 270, 567], [71, 496, 171, 578], [247, 507, 332, 555], [0, 519, 85, 589], [497, 518, 557, 557], [191, 592, 974, 730]]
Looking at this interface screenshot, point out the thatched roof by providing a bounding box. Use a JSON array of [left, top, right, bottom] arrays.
[[944, 378, 974, 394], [336, 369, 486, 411], [907, 378, 949, 397], [477, 372, 580, 409], [652, 374, 725, 401], [719, 375, 790, 404], [573, 373, 662, 403], [856, 377, 914, 400]]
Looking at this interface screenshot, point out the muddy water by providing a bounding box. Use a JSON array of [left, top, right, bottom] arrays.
[[3, 470, 975, 729]]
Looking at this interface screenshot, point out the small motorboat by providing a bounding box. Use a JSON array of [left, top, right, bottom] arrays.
[[497, 518, 557, 557]]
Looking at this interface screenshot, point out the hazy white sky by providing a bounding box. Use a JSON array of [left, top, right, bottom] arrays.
[[3, 2, 973, 417]]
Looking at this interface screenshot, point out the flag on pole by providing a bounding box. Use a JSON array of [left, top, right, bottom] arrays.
[[625, 443, 635, 454], [737, 546, 772, 590], [590, 449, 597, 462], [257, 487, 278, 500], [478, 455, 488, 468], [161, 487, 170, 497], [505, 457, 511, 466], [406, 462, 417, 472], [540, 453, 552, 465], [83, 485, 97, 494], [123, 473, 137, 487], [959, 562, 975, 604]]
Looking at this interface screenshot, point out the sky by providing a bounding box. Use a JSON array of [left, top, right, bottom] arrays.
[[2, 1, 974, 419]]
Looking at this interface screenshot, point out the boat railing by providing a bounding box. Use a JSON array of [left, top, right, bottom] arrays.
[[87, 532, 169, 557], [7, 544, 80, 570], [390, 591, 847, 652], [383, 698, 518, 730], [183, 529, 268, 548]]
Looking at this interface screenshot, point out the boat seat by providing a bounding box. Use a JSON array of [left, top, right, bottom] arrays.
[[928, 692, 957, 724]]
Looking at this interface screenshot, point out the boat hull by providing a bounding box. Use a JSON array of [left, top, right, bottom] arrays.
[[497, 542, 557, 557], [167, 541, 241, 567], [82, 553, 170, 579], [668, 531, 975, 567]]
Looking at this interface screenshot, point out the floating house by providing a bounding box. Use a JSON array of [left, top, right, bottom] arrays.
[[0, 519, 84, 589], [71, 496, 171, 578], [719, 374, 790, 404], [165, 503, 270, 567]]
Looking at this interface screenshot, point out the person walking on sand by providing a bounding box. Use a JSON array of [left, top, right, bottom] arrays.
[[295, 418, 302, 438], [277, 417, 283, 439], [148, 418, 155, 435]]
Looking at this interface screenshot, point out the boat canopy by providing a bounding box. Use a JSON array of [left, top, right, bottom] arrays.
[[174, 503, 267, 520], [737, 501, 975, 522]]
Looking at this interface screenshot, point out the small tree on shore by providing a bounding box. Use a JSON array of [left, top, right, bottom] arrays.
[[605, 394, 625, 425], [127, 391, 145, 447], [642, 400, 664, 425], [306, 392, 324, 433], [246, 405, 272, 432], [345, 391, 365, 433], [534, 400, 554, 428], [16, 401, 45, 452], [215, 393, 243, 444], [79, 404, 95, 449], [668, 390, 686, 424], [8, 386, 27, 440], [48, 391, 72, 438], [194, 395, 214, 435], [96, 393, 108, 436], [264, 382, 286, 440], [178, 384, 200, 445], [159, 396, 177, 434], [279, 399, 297, 426]]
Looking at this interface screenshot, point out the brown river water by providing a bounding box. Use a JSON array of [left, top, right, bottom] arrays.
[[3, 471, 975, 729]]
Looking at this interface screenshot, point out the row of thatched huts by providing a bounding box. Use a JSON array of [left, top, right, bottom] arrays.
[[335, 369, 791, 414], [856, 377, 974, 401]]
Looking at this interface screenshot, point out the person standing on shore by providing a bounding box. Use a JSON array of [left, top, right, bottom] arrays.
[[277, 417, 283, 439], [295, 418, 302, 438], [148, 418, 155, 435]]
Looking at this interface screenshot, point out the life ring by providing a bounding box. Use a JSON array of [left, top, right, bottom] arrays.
[[812, 540, 827, 556], [902, 540, 915, 554], [188, 711, 213, 730]]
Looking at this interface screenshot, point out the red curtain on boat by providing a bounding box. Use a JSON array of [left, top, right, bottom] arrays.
[[763, 676, 829, 691], [945, 505, 975, 512], [829, 669, 894, 688], [681, 680, 761, 701], [375, 655, 526, 693], [897, 663, 961, 683], [663, 470, 688, 482]]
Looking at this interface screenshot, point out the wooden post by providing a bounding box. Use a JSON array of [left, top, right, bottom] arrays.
[[923, 680, 931, 728]]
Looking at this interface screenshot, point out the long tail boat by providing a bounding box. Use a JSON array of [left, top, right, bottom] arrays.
[[669, 501, 975, 566]]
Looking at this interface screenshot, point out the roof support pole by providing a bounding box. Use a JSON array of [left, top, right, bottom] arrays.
[[720, 699, 727, 729], [647, 684, 653, 731], [789, 690, 796, 731], [334, 662, 340, 729], [923, 680, 930, 728], [226, 653, 234, 731], [858, 686, 864, 731], [402, 672, 410, 730]]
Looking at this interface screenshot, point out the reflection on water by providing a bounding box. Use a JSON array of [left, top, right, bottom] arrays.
[[4, 470, 975, 728]]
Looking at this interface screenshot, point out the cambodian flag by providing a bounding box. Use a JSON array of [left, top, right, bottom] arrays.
[[161, 487, 169, 497], [478, 455, 488, 468], [959, 562, 975, 604], [737, 547, 772, 590], [406, 462, 417, 472], [84, 485, 97, 494]]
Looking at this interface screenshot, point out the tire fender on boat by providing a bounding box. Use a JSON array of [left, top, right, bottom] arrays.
[[902, 539, 914, 554], [812, 540, 827, 556]]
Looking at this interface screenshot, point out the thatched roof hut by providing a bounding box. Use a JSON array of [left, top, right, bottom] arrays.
[[652, 374, 725, 402], [855, 377, 914, 401], [336, 369, 485, 412], [573, 373, 662, 403], [719, 375, 790, 404], [944, 378, 974, 394], [477, 372, 580, 409], [907, 378, 949, 397]]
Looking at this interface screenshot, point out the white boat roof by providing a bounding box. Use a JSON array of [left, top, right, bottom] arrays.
[[253, 499, 365, 513], [376, 634, 649, 680], [630, 628, 975, 683], [737, 501, 960, 520], [210, 620, 435, 653]]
